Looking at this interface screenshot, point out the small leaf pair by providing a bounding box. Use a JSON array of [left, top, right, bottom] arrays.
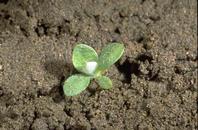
[[63, 43, 124, 96]]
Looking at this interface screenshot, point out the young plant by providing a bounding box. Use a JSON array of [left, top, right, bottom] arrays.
[[63, 43, 124, 96]]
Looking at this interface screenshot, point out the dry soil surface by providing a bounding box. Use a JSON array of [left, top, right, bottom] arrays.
[[0, 0, 197, 130]]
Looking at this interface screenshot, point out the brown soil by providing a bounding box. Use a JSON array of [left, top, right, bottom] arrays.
[[0, 0, 197, 130]]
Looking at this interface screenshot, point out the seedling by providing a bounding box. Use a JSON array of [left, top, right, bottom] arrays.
[[63, 43, 124, 96]]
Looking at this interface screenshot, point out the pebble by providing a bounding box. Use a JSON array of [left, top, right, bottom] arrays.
[[0, 65, 3, 71]]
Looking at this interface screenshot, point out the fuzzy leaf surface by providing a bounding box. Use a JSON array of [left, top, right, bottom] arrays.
[[72, 44, 98, 74], [98, 43, 124, 71], [63, 75, 90, 96], [96, 76, 112, 89]]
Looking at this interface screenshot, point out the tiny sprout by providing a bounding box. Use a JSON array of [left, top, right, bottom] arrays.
[[63, 43, 125, 96]]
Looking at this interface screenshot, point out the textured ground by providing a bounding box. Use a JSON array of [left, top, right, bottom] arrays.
[[0, 0, 197, 130]]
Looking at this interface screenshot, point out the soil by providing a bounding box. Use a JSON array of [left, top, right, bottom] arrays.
[[0, 0, 197, 130]]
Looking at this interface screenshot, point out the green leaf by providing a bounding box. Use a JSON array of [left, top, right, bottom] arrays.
[[72, 44, 98, 75], [63, 75, 91, 96], [98, 43, 124, 71], [96, 76, 112, 89]]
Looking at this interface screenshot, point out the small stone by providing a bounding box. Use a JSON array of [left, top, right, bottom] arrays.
[[144, 41, 154, 50], [0, 65, 2, 71]]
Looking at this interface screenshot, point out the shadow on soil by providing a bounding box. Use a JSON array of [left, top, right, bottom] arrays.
[[116, 58, 140, 84], [44, 60, 74, 102]]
